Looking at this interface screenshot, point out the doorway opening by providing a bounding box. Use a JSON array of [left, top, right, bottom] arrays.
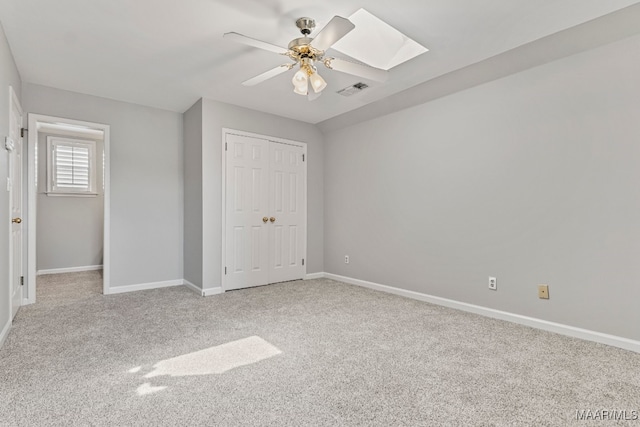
[[26, 114, 110, 303]]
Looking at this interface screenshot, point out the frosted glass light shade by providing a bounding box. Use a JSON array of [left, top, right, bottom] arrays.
[[293, 80, 308, 95], [292, 68, 309, 95], [292, 69, 307, 86], [309, 72, 327, 93]]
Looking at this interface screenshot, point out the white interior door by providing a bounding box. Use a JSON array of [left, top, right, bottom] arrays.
[[224, 132, 306, 291], [9, 88, 24, 319], [225, 134, 270, 291], [268, 142, 305, 284]]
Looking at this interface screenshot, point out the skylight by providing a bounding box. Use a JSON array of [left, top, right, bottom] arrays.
[[331, 9, 428, 71]]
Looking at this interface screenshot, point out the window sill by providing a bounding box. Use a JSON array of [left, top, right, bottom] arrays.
[[45, 192, 99, 198]]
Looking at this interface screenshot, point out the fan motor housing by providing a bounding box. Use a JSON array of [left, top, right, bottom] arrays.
[[295, 17, 315, 35], [288, 37, 313, 54]]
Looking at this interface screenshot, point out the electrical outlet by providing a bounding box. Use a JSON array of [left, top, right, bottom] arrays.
[[344, 255, 349, 264], [538, 284, 549, 299], [488, 277, 497, 290]]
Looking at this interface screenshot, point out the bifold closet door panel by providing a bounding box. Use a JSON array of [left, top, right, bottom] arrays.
[[225, 134, 270, 290], [268, 141, 305, 284]]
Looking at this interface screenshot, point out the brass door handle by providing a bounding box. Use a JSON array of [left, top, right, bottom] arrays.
[[262, 217, 269, 223], [12, 218, 22, 224], [270, 217, 276, 223]]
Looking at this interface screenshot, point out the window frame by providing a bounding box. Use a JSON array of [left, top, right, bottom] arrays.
[[46, 136, 98, 196]]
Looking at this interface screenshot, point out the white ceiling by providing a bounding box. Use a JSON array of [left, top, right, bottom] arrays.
[[1, 0, 638, 123]]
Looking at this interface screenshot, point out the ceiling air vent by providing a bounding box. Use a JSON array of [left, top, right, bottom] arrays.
[[337, 82, 369, 97]]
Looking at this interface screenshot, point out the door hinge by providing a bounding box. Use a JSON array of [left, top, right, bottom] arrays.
[[225, 142, 228, 151], [302, 154, 305, 162], [21, 128, 27, 138], [302, 259, 304, 266], [20, 276, 24, 286], [225, 267, 227, 275]]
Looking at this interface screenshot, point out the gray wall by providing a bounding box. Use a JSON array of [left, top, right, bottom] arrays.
[[323, 34, 640, 341], [36, 131, 103, 271], [183, 99, 203, 287], [0, 22, 22, 334], [22, 84, 183, 289], [198, 98, 324, 289]]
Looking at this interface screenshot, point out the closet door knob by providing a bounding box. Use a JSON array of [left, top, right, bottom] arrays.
[[270, 217, 276, 223], [12, 218, 22, 224], [262, 217, 269, 223]]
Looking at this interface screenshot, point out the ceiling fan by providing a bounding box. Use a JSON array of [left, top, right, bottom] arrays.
[[224, 16, 389, 99]]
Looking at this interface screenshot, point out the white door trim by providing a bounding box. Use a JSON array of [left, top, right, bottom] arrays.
[[26, 114, 111, 303], [8, 86, 23, 318], [221, 128, 307, 291]]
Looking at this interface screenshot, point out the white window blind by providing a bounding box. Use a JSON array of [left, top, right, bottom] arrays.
[[47, 136, 97, 195]]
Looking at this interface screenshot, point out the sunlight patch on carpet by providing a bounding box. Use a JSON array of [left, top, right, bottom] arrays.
[[144, 336, 282, 378], [136, 382, 167, 396]]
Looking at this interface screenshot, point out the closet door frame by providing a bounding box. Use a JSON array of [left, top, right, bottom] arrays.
[[221, 128, 307, 291]]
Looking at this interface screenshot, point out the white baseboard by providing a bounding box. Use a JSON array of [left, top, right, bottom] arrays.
[[105, 279, 184, 295], [323, 273, 640, 354], [305, 272, 326, 280], [203, 287, 223, 296], [182, 279, 203, 296], [37, 265, 103, 275], [103, 278, 224, 297], [181, 279, 223, 296], [0, 318, 11, 349]]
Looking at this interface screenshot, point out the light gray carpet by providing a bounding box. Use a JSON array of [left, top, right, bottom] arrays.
[[1, 271, 639, 426]]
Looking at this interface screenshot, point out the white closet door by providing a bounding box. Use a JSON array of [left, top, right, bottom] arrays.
[[225, 134, 270, 290], [268, 142, 305, 283]]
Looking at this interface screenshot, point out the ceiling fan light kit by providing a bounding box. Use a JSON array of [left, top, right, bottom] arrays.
[[290, 58, 327, 95], [224, 14, 389, 100], [309, 72, 327, 93], [292, 69, 309, 95]]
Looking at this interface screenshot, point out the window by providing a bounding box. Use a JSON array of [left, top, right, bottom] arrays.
[[47, 136, 97, 195]]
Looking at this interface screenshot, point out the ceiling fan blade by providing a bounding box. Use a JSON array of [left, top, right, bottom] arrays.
[[311, 16, 355, 51], [326, 58, 389, 82], [223, 32, 289, 55], [242, 64, 292, 86]]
